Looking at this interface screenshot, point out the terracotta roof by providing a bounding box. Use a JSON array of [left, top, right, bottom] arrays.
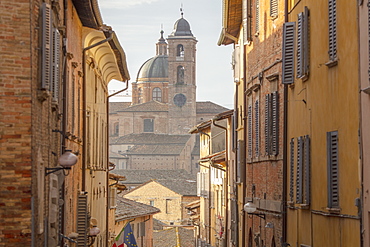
[[196, 101, 229, 114], [118, 101, 168, 112], [115, 197, 160, 222], [109, 102, 131, 113], [153, 227, 195, 247], [126, 144, 185, 155], [112, 169, 196, 184], [111, 133, 191, 145], [155, 179, 197, 196]]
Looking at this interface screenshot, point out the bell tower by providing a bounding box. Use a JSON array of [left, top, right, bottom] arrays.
[[167, 13, 197, 134]]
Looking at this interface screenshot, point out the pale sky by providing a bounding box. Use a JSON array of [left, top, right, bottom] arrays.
[[99, 0, 234, 109]]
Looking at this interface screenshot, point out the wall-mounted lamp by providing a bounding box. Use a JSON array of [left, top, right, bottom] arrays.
[[45, 150, 78, 176], [243, 201, 265, 220], [87, 225, 101, 246]]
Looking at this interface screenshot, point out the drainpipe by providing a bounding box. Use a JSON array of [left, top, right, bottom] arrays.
[[242, 44, 247, 247], [282, 0, 289, 245], [212, 118, 228, 246]]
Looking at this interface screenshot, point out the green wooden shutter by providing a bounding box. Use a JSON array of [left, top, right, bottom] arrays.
[[41, 3, 52, 90], [282, 22, 296, 84], [328, 0, 337, 61]]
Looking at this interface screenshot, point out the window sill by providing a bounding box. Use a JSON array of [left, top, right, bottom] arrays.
[[325, 59, 338, 68], [326, 207, 341, 214]]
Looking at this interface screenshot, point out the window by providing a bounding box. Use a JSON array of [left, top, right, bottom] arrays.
[[243, 0, 252, 43], [270, 0, 278, 18], [282, 22, 296, 84], [177, 66, 185, 84], [289, 138, 295, 202], [327, 131, 339, 208], [297, 7, 310, 79], [149, 200, 154, 206], [255, 100, 260, 157], [152, 87, 162, 102], [114, 122, 119, 135], [143, 119, 154, 132], [236, 140, 245, 183], [177, 44, 184, 57], [328, 0, 337, 62], [265, 92, 279, 156], [165, 199, 171, 214], [138, 87, 143, 104]]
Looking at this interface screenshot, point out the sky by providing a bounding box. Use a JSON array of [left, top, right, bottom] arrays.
[[99, 0, 234, 109]]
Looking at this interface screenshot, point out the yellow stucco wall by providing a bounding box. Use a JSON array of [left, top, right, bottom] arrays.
[[287, 0, 361, 246]]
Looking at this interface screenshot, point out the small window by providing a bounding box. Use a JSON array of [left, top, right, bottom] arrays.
[[327, 131, 339, 208], [143, 119, 154, 132], [177, 44, 184, 57], [114, 122, 119, 135], [149, 200, 154, 206], [177, 66, 185, 84], [152, 87, 162, 102]]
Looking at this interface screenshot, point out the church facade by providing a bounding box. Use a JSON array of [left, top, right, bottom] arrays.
[[109, 14, 228, 174]]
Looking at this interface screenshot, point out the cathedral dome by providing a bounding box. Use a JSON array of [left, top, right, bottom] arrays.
[[170, 17, 193, 36], [136, 55, 168, 81]]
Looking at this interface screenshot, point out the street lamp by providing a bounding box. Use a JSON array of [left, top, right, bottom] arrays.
[[243, 201, 265, 220], [45, 150, 78, 176], [88, 226, 101, 246]]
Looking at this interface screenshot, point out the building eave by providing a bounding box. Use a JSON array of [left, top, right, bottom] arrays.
[[218, 0, 243, 46]]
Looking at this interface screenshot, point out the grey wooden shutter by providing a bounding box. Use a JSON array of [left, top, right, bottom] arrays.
[[271, 91, 279, 155], [304, 135, 311, 205], [265, 94, 271, 155], [303, 7, 310, 77], [282, 22, 296, 84], [243, 0, 252, 43], [289, 138, 295, 202], [51, 28, 60, 101], [41, 3, 52, 90], [256, 0, 260, 34], [76, 194, 88, 246], [328, 0, 337, 61], [237, 140, 245, 183], [248, 105, 252, 157], [327, 131, 339, 208], [296, 137, 303, 204], [270, 0, 278, 18], [255, 100, 260, 157], [297, 13, 303, 78]]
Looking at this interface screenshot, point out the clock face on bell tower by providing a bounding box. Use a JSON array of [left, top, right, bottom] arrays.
[[173, 93, 187, 107]]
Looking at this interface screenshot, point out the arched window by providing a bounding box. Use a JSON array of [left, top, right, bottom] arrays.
[[177, 66, 185, 84], [152, 87, 162, 102], [177, 44, 184, 57], [114, 122, 119, 135]]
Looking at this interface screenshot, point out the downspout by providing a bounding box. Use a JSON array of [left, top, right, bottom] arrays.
[[242, 44, 247, 247], [212, 118, 228, 246], [107, 81, 129, 245], [282, 0, 289, 245], [82, 28, 113, 192]]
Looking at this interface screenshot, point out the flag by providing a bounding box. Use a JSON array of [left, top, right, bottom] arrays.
[[112, 224, 125, 247], [112, 222, 137, 247], [123, 223, 137, 247]]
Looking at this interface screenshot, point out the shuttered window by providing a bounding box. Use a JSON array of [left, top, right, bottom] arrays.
[[76, 194, 88, 246], [51, 28, 60, 101], [327, 131, 339, 208], [304, 135, 311, 205], [289, 138, 295, 202], [143, 119, 154, 132], [297, 7, 310, 79], [328, 0, 337, 61], [270, 0, 278, 18], [41, 3, 52, 90], [243, 0, 252, 43], [265, 92, 279, 156], [282, 22, 296, 84], [296, 137, 303, 203], [247, 105, 253, 158], [255, 100, 260, 157], [255, 0, 260, 35], [236, 140, 245, 183]]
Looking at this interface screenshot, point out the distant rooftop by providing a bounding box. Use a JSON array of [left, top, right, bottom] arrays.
[[115, 197, 160, 222], [112, 169, 196, 184]]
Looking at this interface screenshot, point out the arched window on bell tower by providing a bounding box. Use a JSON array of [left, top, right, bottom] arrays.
[[177, 44, 184, 58], [152, 87, 162, 102], [177, 66, 185, 84]]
